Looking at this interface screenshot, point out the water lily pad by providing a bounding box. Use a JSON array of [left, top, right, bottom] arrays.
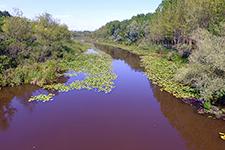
[[29, 93, 55, 102]]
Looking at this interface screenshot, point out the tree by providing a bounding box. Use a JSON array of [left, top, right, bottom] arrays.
[[33, 13, 71, 61], [34, 13, 71, 44], [2, 17, 33, 42], [0, 11, 11, 17]]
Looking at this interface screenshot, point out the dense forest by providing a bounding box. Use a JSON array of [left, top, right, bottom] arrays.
[[93, 0, 225, 108]]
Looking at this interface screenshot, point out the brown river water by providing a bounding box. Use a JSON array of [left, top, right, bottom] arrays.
[[0, 45, 224, 150]]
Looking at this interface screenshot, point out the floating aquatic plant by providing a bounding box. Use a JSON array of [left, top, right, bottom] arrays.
[[29, 93, 55, 102], [29, 50, 117, 102], [44, 83, 71, 92], [141, 54, 199, 99], [44, 53, 117, 94]]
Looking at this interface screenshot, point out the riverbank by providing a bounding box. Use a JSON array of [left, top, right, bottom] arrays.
[[94, 42, 225, 120], [0, 41, 90, 89], [0, 14, 97, 91]]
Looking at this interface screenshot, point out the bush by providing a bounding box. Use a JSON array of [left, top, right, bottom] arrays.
[[0, 12, 88, 88], [2, 16, 33, 42], [0, 55, 14, 72], [0, 60, 63, 87], [175, 28, 225, 103]]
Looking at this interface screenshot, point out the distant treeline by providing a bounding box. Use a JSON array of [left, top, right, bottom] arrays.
[[93, 0, 224, 50], [0, 11, 11, 17], [93, 13, 152, 45]]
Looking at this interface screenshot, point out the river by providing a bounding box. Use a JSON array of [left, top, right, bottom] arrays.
[[0, 45, 224, 150]]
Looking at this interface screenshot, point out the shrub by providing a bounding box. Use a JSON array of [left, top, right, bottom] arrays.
[[175, 28, 225, 103]]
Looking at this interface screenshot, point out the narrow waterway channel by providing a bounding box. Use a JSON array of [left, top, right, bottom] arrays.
[[0, 45, 224, 150]]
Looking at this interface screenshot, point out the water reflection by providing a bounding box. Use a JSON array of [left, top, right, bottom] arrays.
[[0, 85, 39, 131], [95, 43, 144, 72], [152, 84, 225, 150]]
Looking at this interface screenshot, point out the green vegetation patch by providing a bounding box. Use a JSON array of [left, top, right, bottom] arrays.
[[29, 93, 55, 102], [56, 51, 117, 93], [174, 29, 225, 103], [30, 51, 117, 102], [141, 53, 199, 99]]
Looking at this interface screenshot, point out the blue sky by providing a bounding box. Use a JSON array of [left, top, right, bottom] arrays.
[[0, 0, 162, 31]]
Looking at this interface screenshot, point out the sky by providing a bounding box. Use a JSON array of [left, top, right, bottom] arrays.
[[0, 0, 162, 31]]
